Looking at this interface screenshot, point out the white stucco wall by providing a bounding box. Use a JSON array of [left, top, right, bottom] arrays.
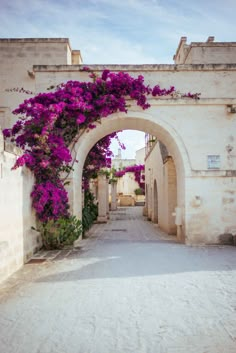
[[135, 147, 145, 165], [185, 176, 236, 244], [117, 172, 140, 196], [0, 132, 40, 284], [145, 142, 177, 236]]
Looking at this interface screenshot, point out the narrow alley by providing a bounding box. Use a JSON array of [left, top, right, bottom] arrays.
[[0, 207, 236, 353]]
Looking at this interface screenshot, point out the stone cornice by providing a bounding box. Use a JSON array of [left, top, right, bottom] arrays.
[[144, 98, 236, 105], [0, 38, 70, 43], [33, 64, 236, 72]]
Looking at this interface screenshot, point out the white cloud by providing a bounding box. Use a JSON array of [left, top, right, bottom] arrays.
[[1, 0, 235, 64], [1, 0, 235, 156]]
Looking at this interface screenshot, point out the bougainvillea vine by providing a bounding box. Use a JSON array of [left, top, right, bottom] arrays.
[[82, 132, 125, 190], [3, 68, 199, 222]]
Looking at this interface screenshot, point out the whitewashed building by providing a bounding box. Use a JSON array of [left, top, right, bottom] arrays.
[[0, 36, 236, 283]]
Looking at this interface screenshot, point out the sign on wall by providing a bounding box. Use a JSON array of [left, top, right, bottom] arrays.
[[207, 155, 221, 169]]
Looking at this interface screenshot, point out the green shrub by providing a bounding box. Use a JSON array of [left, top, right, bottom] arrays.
[[36, 215, 82, 250], [134, 187, 145, 195], [82, 190, 98, 234]]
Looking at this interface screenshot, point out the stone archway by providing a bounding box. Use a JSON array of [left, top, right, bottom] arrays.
[[69, 110, 191, 242]]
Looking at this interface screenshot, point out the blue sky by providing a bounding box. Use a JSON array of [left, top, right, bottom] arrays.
[[1, 0, 235, 158]]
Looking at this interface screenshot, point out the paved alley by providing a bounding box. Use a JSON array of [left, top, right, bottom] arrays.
[[0, 207, 236, 353]]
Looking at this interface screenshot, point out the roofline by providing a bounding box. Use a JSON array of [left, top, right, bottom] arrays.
[[0, 38, 72, 51], [32, 63, 236, 72], [173, 36, 187, 61], [189, 42, 236, 47]]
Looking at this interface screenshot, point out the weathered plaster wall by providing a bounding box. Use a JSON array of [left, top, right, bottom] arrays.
[[185, 175, 236, 244], [185, 45, 236, 64], [33, 65, 236, 100], [174, 37, 236, 64], [0, 131, 40, 284]]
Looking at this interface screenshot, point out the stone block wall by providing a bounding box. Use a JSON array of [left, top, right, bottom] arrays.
[[174, 36, 236, 64], [0, 38, 74, 129]]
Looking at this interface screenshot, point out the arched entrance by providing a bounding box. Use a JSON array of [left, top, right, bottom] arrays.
[[69, 110, 191, 243]]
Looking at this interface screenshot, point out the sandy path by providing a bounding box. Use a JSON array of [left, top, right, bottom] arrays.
[[0, 207, 236, 353]]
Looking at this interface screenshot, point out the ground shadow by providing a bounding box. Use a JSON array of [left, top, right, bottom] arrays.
[[36, 239, 236, 283]]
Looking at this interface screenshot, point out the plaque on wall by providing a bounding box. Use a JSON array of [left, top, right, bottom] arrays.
[[207, 155, 220, 169]]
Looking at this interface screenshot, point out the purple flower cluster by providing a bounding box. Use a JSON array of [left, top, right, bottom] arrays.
[[152, 85, 175, 97], [12, 153, 35, 169], [31, 181, 69, 222], [82, 132, 121, 189]]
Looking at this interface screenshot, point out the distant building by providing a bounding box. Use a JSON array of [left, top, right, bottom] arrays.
[[135, 147, 145, 165], [111, 147, 145, 206], [173, 36, 236, 64], [111, 148, 136, 171]]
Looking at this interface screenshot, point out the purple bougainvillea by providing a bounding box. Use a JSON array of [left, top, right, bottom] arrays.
[[3, 68, 199, 222], [82, 132, 125, 190], [31, 181, 69, 222]]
